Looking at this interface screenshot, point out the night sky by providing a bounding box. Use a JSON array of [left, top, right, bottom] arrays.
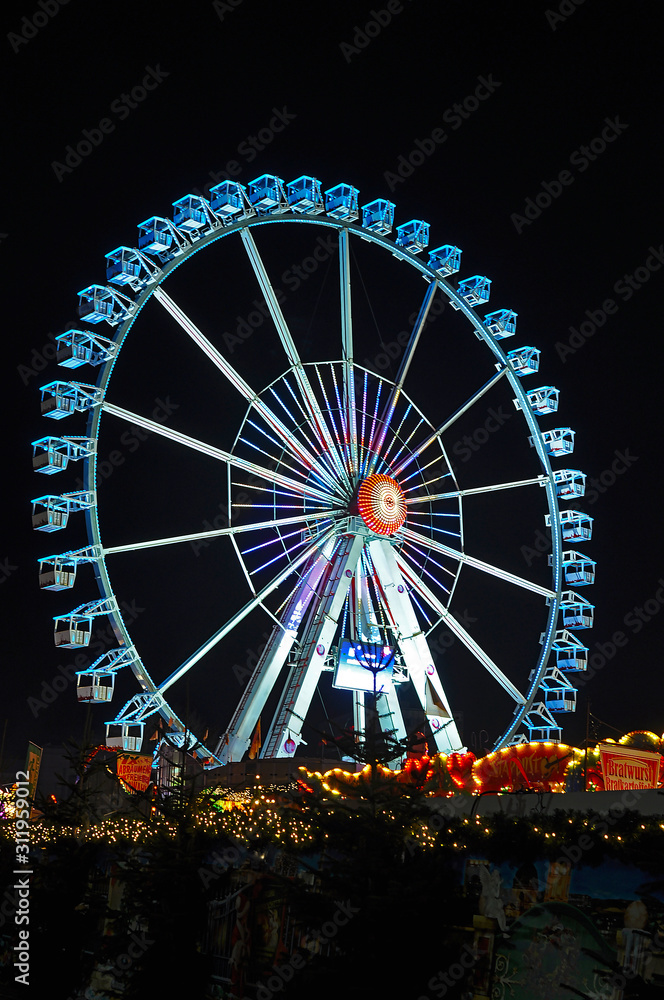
[[2, 0, 662, 767]]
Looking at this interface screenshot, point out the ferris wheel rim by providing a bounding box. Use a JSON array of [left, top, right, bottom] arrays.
[[43, 187, 566, 759]]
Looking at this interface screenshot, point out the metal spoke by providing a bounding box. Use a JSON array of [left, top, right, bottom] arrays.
[[239, 228, 344, 473], [392, 367, 508, 478], [367, 280, 438, 476], [394, 550, 527, 706], [406, 475, 548, 504], [153, 286, 337, 492], [102, 511, 338, 555], [158, 526, 336, 694], [339, 229, 359, 477], [102, 401, 334, 503], [402, 526, 556, 600]]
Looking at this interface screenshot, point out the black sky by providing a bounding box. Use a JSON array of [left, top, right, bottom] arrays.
[[2, 0, 663, 764]]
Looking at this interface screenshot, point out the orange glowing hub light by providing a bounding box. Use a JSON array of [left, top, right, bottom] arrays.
[[357, 474, 407, 535]]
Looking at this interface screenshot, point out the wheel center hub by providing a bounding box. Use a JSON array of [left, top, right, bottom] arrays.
[[357, 474, 407, 536]]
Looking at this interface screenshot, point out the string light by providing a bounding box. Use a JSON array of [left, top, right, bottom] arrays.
[[3, 731, 662, 859]]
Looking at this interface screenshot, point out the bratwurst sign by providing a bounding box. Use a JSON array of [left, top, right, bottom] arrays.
[[599, 743, 661, 790]]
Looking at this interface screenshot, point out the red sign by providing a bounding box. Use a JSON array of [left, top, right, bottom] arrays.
[[116, 753, 153, 792], [473, 743, 575, 792], [599, 743, 661, 790]]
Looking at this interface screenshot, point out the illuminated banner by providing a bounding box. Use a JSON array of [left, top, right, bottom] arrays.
[[116, 753, 153, 793], [25, 741, 43, 818], [333, 640, 395, 694], [473, 743, 575, 792], [599, 743, 661, 790]]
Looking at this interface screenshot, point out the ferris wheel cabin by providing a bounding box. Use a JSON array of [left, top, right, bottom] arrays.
[[76, 669, 115, 703], [560, 550, 596, 586], [483, 308, 516, 338], [31, 492, 95, 532], [546, 509, 593, 543], [39, 557, 77, 591], [560, 591, 595, 629], [507, 346, 540, 376], [55, 329, 118, 368], [54, 613, 92, 648], [286, 175, 325, 215], [427, 244, 462, 276], [105, 723, 144, 753]]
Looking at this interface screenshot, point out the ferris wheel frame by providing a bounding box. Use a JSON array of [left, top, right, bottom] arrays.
[[32, 174, 596, 768]]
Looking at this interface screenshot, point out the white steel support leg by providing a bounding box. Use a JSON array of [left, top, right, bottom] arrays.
[[261, 534, 364, 758], [353, 690, 365, 745], [158, 529, 335, 693], [368, 538, 462, 754], [357, 567, 407, 761], [375, 687, 408, 768], [216, 550, 331, 763]]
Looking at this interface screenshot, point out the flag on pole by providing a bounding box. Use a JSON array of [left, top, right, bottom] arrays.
[[248, 719, 262, 759], [25, 742, 43, 819]]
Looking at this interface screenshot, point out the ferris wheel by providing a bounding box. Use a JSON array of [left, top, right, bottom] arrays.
[[31, 174, 596, 767]]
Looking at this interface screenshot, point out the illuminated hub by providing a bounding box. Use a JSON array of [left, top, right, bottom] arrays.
[[357, 474, 406, 536]]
